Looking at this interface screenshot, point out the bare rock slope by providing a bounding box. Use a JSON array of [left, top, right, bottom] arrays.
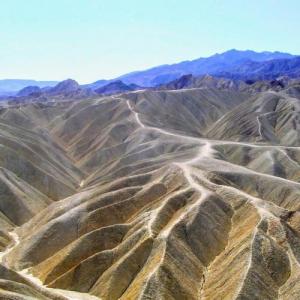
[[1, 87, 300, 299]]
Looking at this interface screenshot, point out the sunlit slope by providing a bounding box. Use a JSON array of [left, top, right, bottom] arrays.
[[207, 91, 300, 145], [1, 87, 300, 299]]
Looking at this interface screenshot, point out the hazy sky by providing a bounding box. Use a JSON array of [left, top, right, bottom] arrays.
[[1, 0, 300, 83]]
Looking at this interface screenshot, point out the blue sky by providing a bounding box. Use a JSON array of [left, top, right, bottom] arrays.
[[1, 0, 300, 83]]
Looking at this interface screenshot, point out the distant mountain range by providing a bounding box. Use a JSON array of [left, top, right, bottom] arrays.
[[81, 49, 300, 89], [15, 79, 95, 100], [115, 49, 298, 86], [0, 79, 58, 96], [215, 56, 300, 80], [1, 49, 300, 96]]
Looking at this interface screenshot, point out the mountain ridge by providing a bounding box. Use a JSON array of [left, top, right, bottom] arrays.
[[1, 49, 298, 96], [0, 79, 58, 96], [116, 49, 298, 86]]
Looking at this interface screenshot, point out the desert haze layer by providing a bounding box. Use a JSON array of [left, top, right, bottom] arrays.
[[0, 85, 300, 299]]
